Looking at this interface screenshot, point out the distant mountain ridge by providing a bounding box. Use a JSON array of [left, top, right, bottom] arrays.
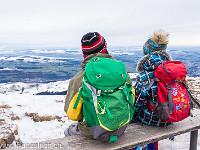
[[0, 47, 199, 83], [0, 80, 69, 95]]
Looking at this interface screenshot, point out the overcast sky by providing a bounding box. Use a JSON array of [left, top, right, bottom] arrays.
[[0, 0, 200, 49]]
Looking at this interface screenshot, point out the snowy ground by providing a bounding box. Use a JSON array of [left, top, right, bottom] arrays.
[[0, 80, 75, 146], [0, 76, 200, 149], [159, 132, 200, 150], [0, 94, 73, 143]]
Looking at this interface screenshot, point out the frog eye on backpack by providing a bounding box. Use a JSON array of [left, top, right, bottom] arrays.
[[96, 74, 101, 78], [94, 58, 99, 62]]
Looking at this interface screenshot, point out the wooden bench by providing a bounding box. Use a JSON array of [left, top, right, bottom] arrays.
[[8, 110, 200, 150]]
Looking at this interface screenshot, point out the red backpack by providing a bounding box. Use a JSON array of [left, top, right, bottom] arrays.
[[147, 61, 200, 122]]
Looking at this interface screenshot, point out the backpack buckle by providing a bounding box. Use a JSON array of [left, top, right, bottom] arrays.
[[118, 85, 125, 89], [166, 84, 171, 90], [97, 90, 101, 96], [127, 96, 129, 100], [101, 109, 106, 114]]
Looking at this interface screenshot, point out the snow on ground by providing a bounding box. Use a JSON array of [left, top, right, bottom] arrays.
[[0, 76, 200, 149], [159, 132, 200, 150], [128, 73, 138, 80], [0, 80, 76, 146], [0, 94, 75, 143]]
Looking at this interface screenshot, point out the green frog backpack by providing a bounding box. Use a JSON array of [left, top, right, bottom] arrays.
[[74, 57, 136, 143]]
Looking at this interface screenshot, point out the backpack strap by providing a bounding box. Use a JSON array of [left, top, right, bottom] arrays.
[[184, 82, 200, 108], [120, 85, 137, 111], [110, 136, 117, 143], [184, 81, 199, 117], [73, 88, 83, 109], [125, 74, 132, 84], [82, 79, 98, 114], [146, 78, 160, 90], [97, 95, 114, 119], [185, 82, 194, 117], [162, 62, 170, 75], [166, 84, 173, 114], [147, 99, 158, 109]]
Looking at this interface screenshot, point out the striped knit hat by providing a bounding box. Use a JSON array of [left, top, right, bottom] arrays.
[[81, 32, 108, 58], [143, 30, 169, 55]]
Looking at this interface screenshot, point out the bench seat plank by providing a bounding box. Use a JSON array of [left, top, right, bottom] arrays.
[[8, 110, 200, 150]]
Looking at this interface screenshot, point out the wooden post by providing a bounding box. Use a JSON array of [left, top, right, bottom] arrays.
[[190, 130, 198, 150]]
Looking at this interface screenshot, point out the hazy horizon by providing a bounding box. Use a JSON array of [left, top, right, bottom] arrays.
[[0, 45, 200, 51]]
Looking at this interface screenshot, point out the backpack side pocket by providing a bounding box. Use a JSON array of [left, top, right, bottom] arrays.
[[155, 104, 170, 120], [67, 92, 83, 121]]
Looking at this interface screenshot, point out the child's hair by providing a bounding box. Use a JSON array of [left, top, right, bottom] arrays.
[[143, 30, 169, 55], [151, 30, 169, 45]]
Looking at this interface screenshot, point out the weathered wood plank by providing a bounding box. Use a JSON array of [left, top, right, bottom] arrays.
[[8, 110, 200, 150]]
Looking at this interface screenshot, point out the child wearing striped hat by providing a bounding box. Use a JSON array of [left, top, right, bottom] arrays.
[[81, 32, 108, 58], [64, 32, 115, 138]]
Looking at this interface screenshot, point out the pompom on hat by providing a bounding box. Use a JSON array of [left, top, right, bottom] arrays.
[[81, 32, 108, 58], [143, 30, 169, 55]]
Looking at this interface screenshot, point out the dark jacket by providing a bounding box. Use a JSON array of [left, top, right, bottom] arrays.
[[134, 50, 172, 126]]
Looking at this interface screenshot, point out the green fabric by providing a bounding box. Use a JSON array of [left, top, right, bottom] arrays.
[[64, 53, 115, 139], [64, 53, 115, 112], [81, 57, 136, 132], [80, 53, 116, 69], [83, 57, 126, 90], [110, 136, 117, 143], [96, 90, 130, 130], [73, 88, 83, 109], [82, 98, 100, 127], [98, 96, 114, 119], [122, 86, 137, 111]]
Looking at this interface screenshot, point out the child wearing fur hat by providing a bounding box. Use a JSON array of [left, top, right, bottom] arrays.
[[131, 30, 173, 150]]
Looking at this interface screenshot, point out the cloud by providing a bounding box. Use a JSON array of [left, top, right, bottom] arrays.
[[0, 0, 200, 48]]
